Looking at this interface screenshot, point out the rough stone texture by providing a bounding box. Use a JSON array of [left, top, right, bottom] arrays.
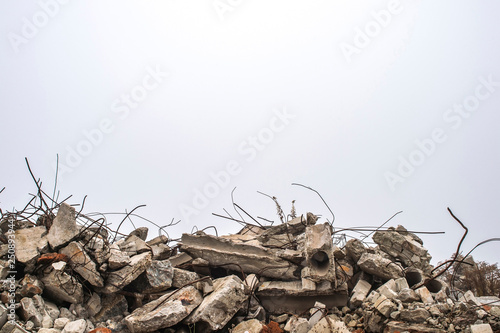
[[374, 295, 396, 317], [15, 226, 48, 268], [60, 242, 103, 287], [39, 261, 84, 304], [357, 252, 404, 281], [399, 308, 431, 323], [85, 293, 102, 317], [231, 319, 264, 333], [61, 319, 87, 333], [172, 268, 200, 288], [19, 297, 43, 328], [416, 286, 434, 304], [373, 226, 432, 270], [309, 316, 351, 333], [303, 223, 336, 284], [100, 252, 152, 293], [397, 288, 420, 303], [470, 323, 494, 333], [94, 293, 128, 322], [123, 235, 151, 254], [130, 259, 173, 293], [129, 227, 148, 241], [125, 286, 202, 333], [47, 203, 79, 250], [107, 244, 130, 270], [344, 239, 366, 262], [350, 278, 372, 307], [384, 321, 445, 333], [184, 275, 249, 331], [181, 233, 301, 280], [0, 321, 30, 333]]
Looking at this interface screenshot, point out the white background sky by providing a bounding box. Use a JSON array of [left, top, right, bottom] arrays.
[[1, 1, 499, 266]]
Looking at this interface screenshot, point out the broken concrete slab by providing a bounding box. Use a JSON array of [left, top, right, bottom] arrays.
[[181, 233, 301, 280], [128, 227, 148, 241], [309, 316, 350, 333], [303, 223, 336, 284], [384, 321, 445, 333], [107, 243, 131, 270], [150, 243, 171, 260], [357, 252, 404, 281], [130, 259, 173, 293], [399, 308, 431, 323], [100, 252, 152, 293], [15, 226, 49, 269], [350, 278, 372, 307], [94, 293, 128, 323], [47, 203, 79, 250], [59, 241, 103, 287], [39, 261, 84, 304], [184, 275, 249, 331], [125, 286, 202, 333], [344, 239, 366, 263], [123, 235, 151, 254], [231, 319, 264, 333]]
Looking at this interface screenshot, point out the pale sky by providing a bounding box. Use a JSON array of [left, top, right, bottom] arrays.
[[1, 1, 499, 266]]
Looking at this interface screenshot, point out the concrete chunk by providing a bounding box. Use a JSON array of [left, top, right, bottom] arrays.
[[357, 252, 404, 280], [184, 275, 249, 331], [231, 319, 264, 333], [47, 203, 79, 250], [470, 324, 494, 333], [303, 223, 336, 284], [60, 242, 103, 287], [15, 226, 48, 268], [39, 261, 84, 304], [130, 259, 173, 293], [181, 233, 300, 280], [350, 278, 372, 307], [107, 244, 131, 270], [125, 286, 202, 333], [101, 252, 152, 293], [61, 319, 87, 333]]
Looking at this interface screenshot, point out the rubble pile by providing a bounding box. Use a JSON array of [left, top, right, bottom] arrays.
[[1, 203, 500, 332]]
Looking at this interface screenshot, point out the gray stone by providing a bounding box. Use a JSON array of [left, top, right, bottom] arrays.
[[384, 321, 445, 333], [357, 252, 404, 280], [344, 239, 366, 262], [85, 293, 101, 317], [131, 259, 173, 293], [121, 235, 150, 255], [43, 301, 60, 320], [39, 261, 84, 304], [286, 317, 309, 333], [61, 319, 87, 333], [416, 286, 434, 304], [59, 242, 103, 287], [47, 203, 79, 250], [397, 288, 420, 303], [350, 278, 372, 307], [150, 243, 171, 260], [0, 260, 9, 280], [232, 319, 264, 333], [184, 275, 250, 331], [181, 233, 301, 280], [128, 227, 148, 241], [374, 295, 396, 317], [0, 304, 7, 329], [308, 301, 326, 327], [54, 318, 70, 330], [168, 252, 193, 267], [107, 244, 130, 270], [94, 293, 128, 322], [15, 226, 48, 268], [172, 268, 200, 288], [377, 279, 398, 299], [19, 297, 43, 328], [303, 223, 336, 283], [38, 329, 62, 333], [309, 316, 350, 333], [124, 286, 202, 333], [0, 321, 30, 333], [100, 252, 152, 293], [470, 323, 493, 333], [399, 308, 431, 323]]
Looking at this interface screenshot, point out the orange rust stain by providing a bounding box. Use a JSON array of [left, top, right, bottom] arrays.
[[37, 253, 70, 265], [88, 328, 112, 333], [261, 321, 283, 333]]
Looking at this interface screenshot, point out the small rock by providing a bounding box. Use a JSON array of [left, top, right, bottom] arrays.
[[47, 203, 79, 250], [232, 319, 264, 333], [61, 319, 87, 333]]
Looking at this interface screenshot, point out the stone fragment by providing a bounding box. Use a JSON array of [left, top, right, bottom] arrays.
[[128, 227, 148, 241], [373, 226, 432, 269], [394, 277, 409, 291], [54, 318, 70, 329], [377, 279, 398, 299], [397, 288, 420, 303], [168, 252, 193, 267], [357, 252, 403, 280], [15, 226, 48, 268], [416, 286, 434, 304], [350, 278, 372, 307], [19, 274, 44, 298], [0, 260, 9, 280], [460, 290, 483, 307], [61, 319, 87, 333], [100, 252, 152, 293], [308, 301, 326, 327], [47, 203, 79, 250], [19, 297, 43, 328], [184, 275, 249, 331], [399, 308, 431, 323], [124, 286, 202, 333], [84, 235, 109, 265], [172, 268, 200, 288], [285, 317, 309, 333], [130, 259, 173, 293], [39, 261, 84, 304], [344, 239, 366, 262], [38, 329, 62, 333], [309, 316, 350, 333], [470, 323, 494, 333], [0, 321, 30, 333], [94, 294, 128, 322], [107, 244, 130, 270], [44, 301, 60, 320], [303, 223, 336, 283], [121, 235, 150, 255], [85, 293, 102, 317], [374, 295, 396, 317], [59, 308, 76, 321], [60, 242, 103, 287], [0, 304, 7, 329], [150, 243, 171, 260], [231, 319, 264, 333], [181, 233, 300, 280], [384, 321, 445, 333]]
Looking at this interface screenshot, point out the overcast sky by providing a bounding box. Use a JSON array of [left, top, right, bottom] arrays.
[[1, 1, 499, 266]]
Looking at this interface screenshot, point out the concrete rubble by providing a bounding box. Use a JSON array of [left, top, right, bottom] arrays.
[[0, 202, 499, 333]]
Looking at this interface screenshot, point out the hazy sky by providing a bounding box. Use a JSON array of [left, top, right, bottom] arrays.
[[1, 1, 499, 266]]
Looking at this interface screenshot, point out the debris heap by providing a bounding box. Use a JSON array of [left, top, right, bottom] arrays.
[[1, 203, 499, 333]]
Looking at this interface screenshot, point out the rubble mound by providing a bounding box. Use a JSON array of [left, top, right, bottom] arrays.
[[1, 203, 500, 333]]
